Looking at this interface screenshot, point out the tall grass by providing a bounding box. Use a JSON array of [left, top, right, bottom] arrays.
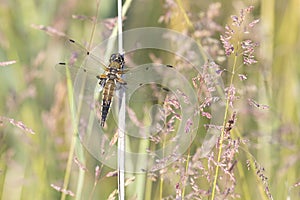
[[0, 0, 300, 199]]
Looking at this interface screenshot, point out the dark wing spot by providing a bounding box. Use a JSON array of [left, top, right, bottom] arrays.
[[162, 87, 170, 92]]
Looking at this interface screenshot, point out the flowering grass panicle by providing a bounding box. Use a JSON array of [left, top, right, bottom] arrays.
[[0, 116, 35, 135], [210, 5, 266, 200]]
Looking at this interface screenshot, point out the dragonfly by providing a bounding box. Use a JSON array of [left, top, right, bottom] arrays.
[[57, 39, 173, 128], [94, 53, 126, 126]]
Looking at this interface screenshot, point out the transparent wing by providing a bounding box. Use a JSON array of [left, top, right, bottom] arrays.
[[55, 39, 108, 77], [55, 39, 110, 93], [117, 64, 180, 136], [55, 61, 103, 94], [56, 39, 173, 103], [64, 39, 108, 68], [56, 41, 174, 107], [120, 64, 174, 103]]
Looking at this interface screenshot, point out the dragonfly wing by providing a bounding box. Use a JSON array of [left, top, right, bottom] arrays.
[[121, 64, 175, 103], [64, 39, 109, 69], [57, 62, 99, 87], [55, 39, 110, 93]]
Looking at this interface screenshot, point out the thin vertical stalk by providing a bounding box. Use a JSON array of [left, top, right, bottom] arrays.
[[211, 51, 238, 199], [181, 141, 191, 199], [117, 0, 125, 200], [61, 65, 86, 200], [159, 134, 167, 199], [74, 1, 101, 199], [117, 0, 123, 54], [88, 0, 101, 50], [99, 1, 132, 199], [61, 1, 101, 200], [60, 68, 76, 200]]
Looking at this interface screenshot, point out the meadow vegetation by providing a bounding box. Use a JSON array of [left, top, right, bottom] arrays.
[[0, 0, 299, 199]]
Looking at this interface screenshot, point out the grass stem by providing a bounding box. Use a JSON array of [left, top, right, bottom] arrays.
[[211, 51, 238, 199]]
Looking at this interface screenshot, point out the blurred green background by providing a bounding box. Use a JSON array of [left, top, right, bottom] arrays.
[[0, 0, 299, 199]]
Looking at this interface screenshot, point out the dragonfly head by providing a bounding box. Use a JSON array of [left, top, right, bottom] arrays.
[[110, 53, 124, 65]]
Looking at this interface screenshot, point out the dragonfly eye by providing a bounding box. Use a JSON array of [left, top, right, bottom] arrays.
[[110, 53, 124, 64]]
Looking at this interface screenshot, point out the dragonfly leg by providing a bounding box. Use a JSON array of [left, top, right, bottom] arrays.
[[97, 74, 108, 88], [116, 76, 127, 85], [118, 69, 129, 74]]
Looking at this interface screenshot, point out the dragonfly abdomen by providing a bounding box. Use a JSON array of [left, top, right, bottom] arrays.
[[100, 79, 116, 127]]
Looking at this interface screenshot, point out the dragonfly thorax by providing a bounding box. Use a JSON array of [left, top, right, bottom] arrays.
[[108, 66, 120, 73], [107, 73, 118, 80]]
